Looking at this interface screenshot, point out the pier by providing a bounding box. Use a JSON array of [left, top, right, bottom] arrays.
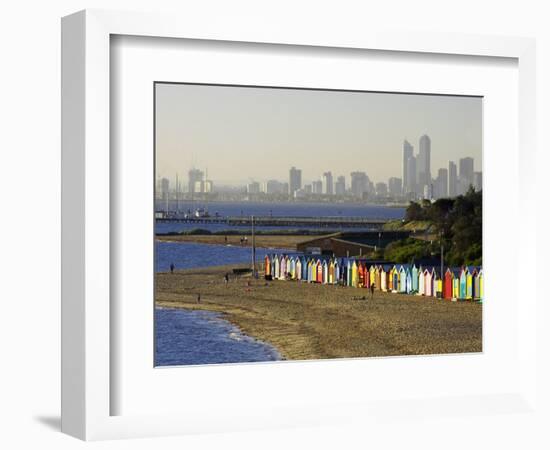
[[155, 215, 390, 229]]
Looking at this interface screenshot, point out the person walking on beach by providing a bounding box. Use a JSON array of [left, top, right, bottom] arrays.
[[170, 263, 175, 274], [197, 293, 201, 304], [370, 282, 376, 299], [224, 273, 229, 284]]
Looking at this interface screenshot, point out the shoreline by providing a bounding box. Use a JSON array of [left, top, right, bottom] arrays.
[[156, 234, 308, 250], [156, 265, 482, 361], [155, 306, 283, 365]]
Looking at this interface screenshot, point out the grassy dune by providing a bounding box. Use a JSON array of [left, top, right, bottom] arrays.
[[155, 265, 482, 361]]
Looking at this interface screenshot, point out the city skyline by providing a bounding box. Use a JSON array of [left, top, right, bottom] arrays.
[[157, 149, 482, 204], [155, 83, 482, 186]]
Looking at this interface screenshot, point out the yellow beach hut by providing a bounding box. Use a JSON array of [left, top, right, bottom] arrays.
[[466, 268, 474, 300], [351, 260, 358, 287]]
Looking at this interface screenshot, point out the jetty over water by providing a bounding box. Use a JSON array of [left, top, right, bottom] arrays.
[[155, 215, 391, 229]]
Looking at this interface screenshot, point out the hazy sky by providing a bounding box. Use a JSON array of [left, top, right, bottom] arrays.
[[155, 83, 482, 186]]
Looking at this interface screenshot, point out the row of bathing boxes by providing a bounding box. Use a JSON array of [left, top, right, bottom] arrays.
[[264, 254, 483, 301]]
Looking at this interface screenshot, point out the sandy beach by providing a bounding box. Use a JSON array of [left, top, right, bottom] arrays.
[[156, 234, 309, 249], [155, 265, 482, 361]]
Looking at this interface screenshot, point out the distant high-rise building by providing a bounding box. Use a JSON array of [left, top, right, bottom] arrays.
[[334, 176, 346, 195], [388, 177, 402, 197], [406, 156, 417, 194], [193, 179, 213, 193], [188, 169, 204, 194], [247, 181, 260, 194], [435, 168, 448, 198], [282, 182, 289, 195], [261, 179, 286, 194], [423, 183, 433, 200], [312, 180, 323, 194], [322, 171, 334, 195], [459, 157, 474, 189], [350, 172, 369, 199], [474, 171, 482, 191], [402, 140, 414, 194], [289, 167, 302, 196], [417, 135, 431, 191], [304, 184, 312, 194], [160, 177, 169, 201], [448, 161, 458, 197], [375, 182, 388, 197]]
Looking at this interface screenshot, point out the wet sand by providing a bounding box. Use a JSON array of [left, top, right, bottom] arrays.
[[155, 265, 482, 361]]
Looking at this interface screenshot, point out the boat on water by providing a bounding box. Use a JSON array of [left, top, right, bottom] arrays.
[[192, 207, 210, 218]]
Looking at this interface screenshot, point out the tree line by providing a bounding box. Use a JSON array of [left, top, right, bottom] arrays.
[[383, 188, 482, 267]]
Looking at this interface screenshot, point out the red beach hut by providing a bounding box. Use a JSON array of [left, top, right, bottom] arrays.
[[444, 268, 453, 300]]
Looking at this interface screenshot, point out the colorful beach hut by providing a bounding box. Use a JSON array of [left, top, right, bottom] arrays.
[[274, 255, 280, 279], [466, 268, 474, 300], [426, 268, 434, 297], [476, 269, 483, 301], [316, 260, 323, 283], [398, 266, 407, 293], [369, 266, 376, 289], [411, 265, 419, 293], [444, 268, 453, 300], [265, 255, 271, 278], [459, 268, 467, 300], [380, 266, 388, 291], [433, 269, 440, 297], [418, 268, 427, 295], [289, 257, 295, 279], [351, 259, 359, 287], [322, 260, 328, 284]]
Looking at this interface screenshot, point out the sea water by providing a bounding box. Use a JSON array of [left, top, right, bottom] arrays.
[[155, 307, 281, 366]]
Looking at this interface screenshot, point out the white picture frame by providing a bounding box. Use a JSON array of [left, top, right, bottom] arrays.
[[61, 9, 538, 441]]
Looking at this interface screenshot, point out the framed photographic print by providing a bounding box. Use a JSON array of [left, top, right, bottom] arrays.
[[62, 9, 538, 441]]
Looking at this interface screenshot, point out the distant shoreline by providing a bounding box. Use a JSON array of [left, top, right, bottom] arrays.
[[156, 233, 307, 250], [156, 265, 482, 361]]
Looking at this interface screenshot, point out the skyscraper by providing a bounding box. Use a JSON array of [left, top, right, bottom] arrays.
[[289, 167, 302, 196], [312, 180, 323, 194], [436, 168, 448, 198], [474, 171, 482, 191], [334, 175, 346, 195], [402, 140, 413, 194], [459, 157, 474, 189], [350, 172, 369, 199], [417, 134, 431, 191], [261, 179, 286, 194], [247, 181, 260, 194], [388, 177, 402, 197], [448, 161, 457, 197], [322, 171, 334, 195], [406, 156, 417, 195], [160, 177, 170, 201], [375, 182, 388, 197], [188, 169, 204, 193]]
